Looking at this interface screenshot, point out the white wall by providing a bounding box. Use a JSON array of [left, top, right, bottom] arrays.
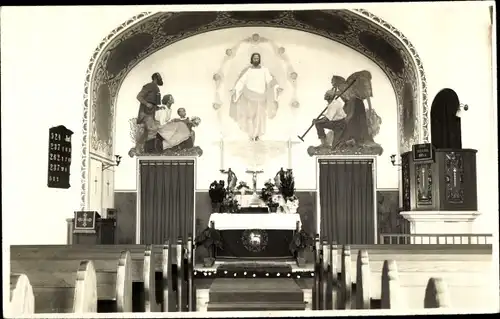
[[114, 27, 397, 191], [1, 3, 496, 245], [366, 2, 497, 233], [1, 6, 144, 245]]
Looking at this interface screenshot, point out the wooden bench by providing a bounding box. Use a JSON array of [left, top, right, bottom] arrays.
[[10, 273, 35, 316], [343, 247, 475, 310], [337, 244, 492, 309], [11, 249, 133, 313], [10, 260, 98, 313], [10, 240, 195, 313]]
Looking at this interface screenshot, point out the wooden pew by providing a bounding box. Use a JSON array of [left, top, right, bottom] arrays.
[[162, 241, 171, 312], [424, 277, 451, 308], [116, 251, 133, 312], [335, 244, 492, 309], [143, 245, 158, 312], [10, 259, 98, 313], [11, 248, 134, 313], [347, 249, 454, 309], [339, 245, 352, 309], [355, 250, 370, 309], [380, 260, 402, 309], [10, 273, 35, 315]]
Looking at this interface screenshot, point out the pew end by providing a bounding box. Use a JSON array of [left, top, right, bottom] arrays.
[[73, 260, 98, 313], [143, 245, 157, 312], [116, 251, 133, 312], [10, 273, 35, 316], [424, 277, 451, 308]]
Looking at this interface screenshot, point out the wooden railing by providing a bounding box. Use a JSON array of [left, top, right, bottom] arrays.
[[379, 233, 493, 245]]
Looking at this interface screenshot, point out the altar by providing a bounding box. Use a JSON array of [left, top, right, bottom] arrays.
[[209, 213, 302, 259]]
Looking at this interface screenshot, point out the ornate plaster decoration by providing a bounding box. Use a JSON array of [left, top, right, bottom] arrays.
[[80, 9, 427, 209]]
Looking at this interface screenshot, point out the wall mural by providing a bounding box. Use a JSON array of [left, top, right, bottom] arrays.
[[81, 9, 428, 209]]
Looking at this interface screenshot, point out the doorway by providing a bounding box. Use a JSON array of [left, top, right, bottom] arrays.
[[317, 157, 377, 244], [430, 88, 462, 149]]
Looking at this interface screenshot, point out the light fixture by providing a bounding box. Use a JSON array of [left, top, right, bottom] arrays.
[[456, 103, 469, 118], [102, 155, 122, 171], [390, 154, 401, 167]]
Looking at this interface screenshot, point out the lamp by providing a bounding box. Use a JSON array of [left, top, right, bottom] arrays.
[[390, 154, 401, 166], [102, 155, 122, 171], [456, 103, 469, 118]]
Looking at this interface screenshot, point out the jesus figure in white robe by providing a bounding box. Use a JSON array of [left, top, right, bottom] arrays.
[[229, 53, 282, 141]]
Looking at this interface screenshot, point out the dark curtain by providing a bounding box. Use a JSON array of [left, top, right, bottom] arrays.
[[319, 159, 375, 245], [139, 160, 195, 245], [431, 89, 462, 149]]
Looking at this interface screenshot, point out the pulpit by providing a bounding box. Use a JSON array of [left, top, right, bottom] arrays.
[[209, 213, 301, 259], [66, 211, 116, 245], [400, 147, 480, 240]]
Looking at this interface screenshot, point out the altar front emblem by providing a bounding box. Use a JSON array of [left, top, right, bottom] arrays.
[[73, 211, 98, 233], [242, 229, 269, 252]]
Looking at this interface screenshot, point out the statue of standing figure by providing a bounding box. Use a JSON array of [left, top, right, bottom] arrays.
[[229, 53, 283, 141]]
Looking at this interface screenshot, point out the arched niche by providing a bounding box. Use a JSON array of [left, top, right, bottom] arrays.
[[430, 88, 463, 149], [79, 9, 429, 209]]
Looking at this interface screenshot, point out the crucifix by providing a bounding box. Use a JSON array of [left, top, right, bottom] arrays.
[[245, 169, 264, 194], [106, 180, 111, 196], [94, 178, 98, 194]]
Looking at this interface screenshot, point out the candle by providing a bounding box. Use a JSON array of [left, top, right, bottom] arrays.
[[220, 138, 224, 170], [287, 139, 292, 169]]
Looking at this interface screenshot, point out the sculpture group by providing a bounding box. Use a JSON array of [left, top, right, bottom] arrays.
[[128, 72, 203, 157], [306, 71, 384, 156], [128, 52, 383, 158]]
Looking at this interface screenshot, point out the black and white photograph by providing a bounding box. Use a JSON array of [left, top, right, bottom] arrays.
[[1, 2, 498, 317]]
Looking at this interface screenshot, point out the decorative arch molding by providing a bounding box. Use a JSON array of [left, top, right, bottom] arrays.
[[80, 9, 428, 209]]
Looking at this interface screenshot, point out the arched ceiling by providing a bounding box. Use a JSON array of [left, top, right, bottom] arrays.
[[81, 9, 429, 207]]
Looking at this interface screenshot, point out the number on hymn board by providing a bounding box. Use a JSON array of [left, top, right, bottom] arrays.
[[48, 125, 73, 189]]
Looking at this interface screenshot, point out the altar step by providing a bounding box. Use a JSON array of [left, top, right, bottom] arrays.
[[207, 278, 306, 311], [207, 301, 307, 311]]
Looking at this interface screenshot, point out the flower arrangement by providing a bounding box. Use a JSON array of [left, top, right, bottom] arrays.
[[276, 169, 300, 213], [260, 180, 279, 212], [209, 180, 226, 212], [195, 227, 223, 250], [289, 229, 314, 255], [236, 181, 251, 194], [195, 226, 223, 267], [222, 192, 240, 214]]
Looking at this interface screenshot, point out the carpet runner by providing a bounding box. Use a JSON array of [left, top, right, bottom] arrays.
[[207, 278, 306, 311]]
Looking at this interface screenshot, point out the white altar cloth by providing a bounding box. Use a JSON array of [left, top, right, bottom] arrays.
[[208, 213, 301, 230]]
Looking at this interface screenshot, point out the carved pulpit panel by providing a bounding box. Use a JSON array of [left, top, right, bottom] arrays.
[[415, 163, 433, 206], [444, 152, 465, 204], [401, 153, 411, 211]]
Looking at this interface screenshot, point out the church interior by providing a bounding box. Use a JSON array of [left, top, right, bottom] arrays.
[[2, 3, 498, 315]]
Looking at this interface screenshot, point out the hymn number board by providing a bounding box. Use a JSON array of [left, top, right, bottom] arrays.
[[48, 125, 73, 189]]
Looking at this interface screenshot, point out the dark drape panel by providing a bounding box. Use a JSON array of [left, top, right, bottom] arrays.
[[140, 160, 195, 245], [431, 89, 462, 149], [319, 159, 375, 245]]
